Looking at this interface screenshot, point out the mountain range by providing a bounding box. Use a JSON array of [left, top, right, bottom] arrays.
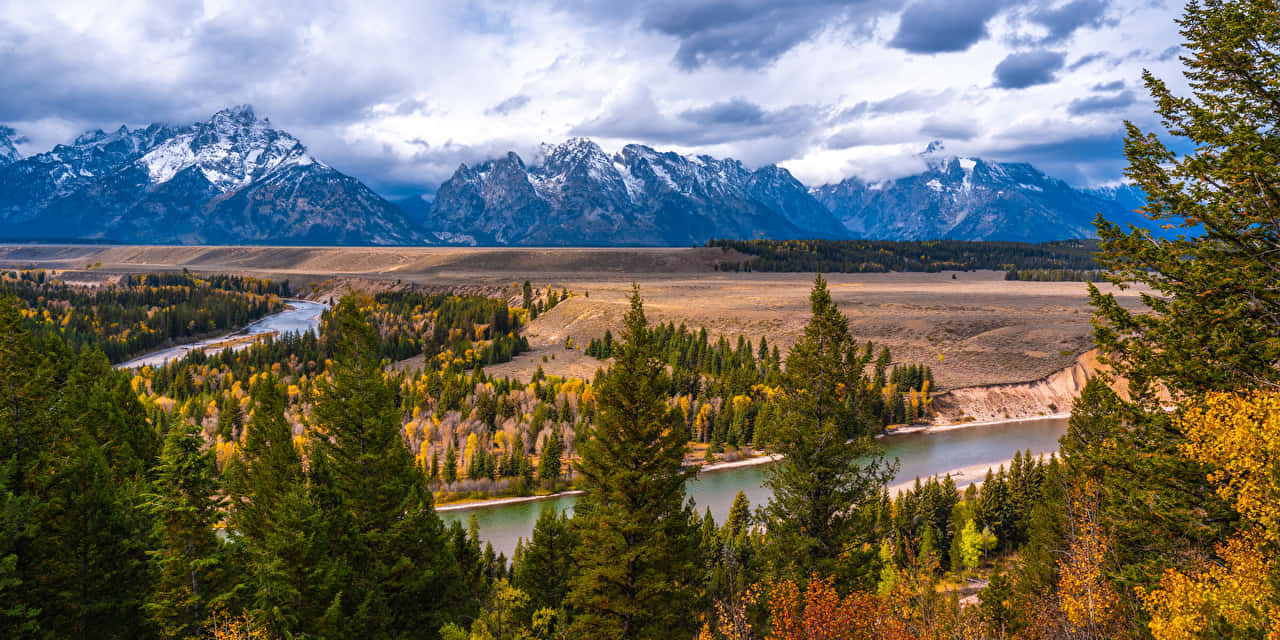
[[0, 106, 1153, 246], [0, 106, 419, 245]]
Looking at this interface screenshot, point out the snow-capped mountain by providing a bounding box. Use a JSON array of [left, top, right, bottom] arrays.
[[0, 116, 1158, 246], [0, 127, 21, 167], [422, 138, 846, 245], [0, 106, 423, 245], [420, 138, 1155, 245], [810, 142, 1155, 242]]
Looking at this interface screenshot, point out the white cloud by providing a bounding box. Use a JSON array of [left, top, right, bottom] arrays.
[[0, 0, 1185, 190]]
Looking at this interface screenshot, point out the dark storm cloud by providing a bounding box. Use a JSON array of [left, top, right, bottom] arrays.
[[680, 98, 767, 126], [574, 89, 821, 146], [0, 3, 410, 136], [920, 116, 979, 140], [991, 131, 1126, 184], [1028, 0, 1111, 43], [888, 0, 1006, 54], [0, 125, 25, 144], [1068, 90, 1136, 115], [485, 95, 532, 117], [993, 50, 1066, 89], [566, 0, 891, 70]]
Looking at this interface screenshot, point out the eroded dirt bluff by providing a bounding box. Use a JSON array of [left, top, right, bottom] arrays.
[[930, 350, 1106, 425]]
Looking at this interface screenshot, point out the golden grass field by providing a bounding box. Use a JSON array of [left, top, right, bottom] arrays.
[[0, 244, 1146, 389]]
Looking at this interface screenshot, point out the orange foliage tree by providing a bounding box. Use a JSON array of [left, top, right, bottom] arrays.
[[763, 575, 907, 640]]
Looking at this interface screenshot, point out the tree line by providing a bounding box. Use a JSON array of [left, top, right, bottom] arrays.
[[706, 239, 1100, 274], [0, 270, 285, 363]]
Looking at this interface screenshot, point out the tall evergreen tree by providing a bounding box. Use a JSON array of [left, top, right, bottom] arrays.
[[34, 350, 154, 639], [307, 297, 471, 639], [224, 374, 319, 637], [0, 298, 56, 635], [566, 286, 702, 640], [146, 420, 229, 639], [1076, 0, 1280, 612], [513, 504, 578, 614], [759, 274, 895, 585], [537, 428, 563, 486]]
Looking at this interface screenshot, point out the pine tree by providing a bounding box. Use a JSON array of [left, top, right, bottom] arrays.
[[725, 490, 751, 537], [444, 444, 458, 484], [146, 420, 229, 639], [34, 350, 154, 638], [1081, 1, 1280, 594], [513, 504, 578, 613], [538, 428, 563, 487], [566, 286, 702, 640], [307, 297, 472, 638], [759, 274, 895, 584], [224, 373, 318, 636], [0, 298, 57, 635]]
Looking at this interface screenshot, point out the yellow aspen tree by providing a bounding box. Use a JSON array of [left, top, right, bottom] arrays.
[[1140, 390, 1280, 639]]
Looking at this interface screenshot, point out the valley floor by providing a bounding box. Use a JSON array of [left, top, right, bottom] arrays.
[[2, 244, 1144, 389]]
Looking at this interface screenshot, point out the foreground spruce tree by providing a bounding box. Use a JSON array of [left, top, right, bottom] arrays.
[[514, 504, 578, 615], [146, 420, 229, 639], [1092, 0, 1280, 401], [759, 274, 894, 584], [36, 350, 155, 639], [567, 286, 701, 640], [224, 373, 319, 636], [1079, 0, 1279, 595], [307, 297, 471, 639], [0, 302, 158, 638]]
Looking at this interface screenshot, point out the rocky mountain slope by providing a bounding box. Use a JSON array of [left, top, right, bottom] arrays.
[[0, 127, 21, 167], [0, 107, 1156, 246], [421, 138, 846, 245], [0, 106, 422, 245], [421, 140, 1156, 245], [809, 142, 1153, 242]]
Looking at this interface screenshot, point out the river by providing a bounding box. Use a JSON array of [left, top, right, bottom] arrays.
[[114, 299, 329, 369], [440, 416, 1068, 557]]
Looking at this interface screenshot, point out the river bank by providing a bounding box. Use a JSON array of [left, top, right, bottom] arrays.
[[434, 410, 1066, 515], [435, 452, 785, 513], [885, 450, 1057, 495], [440, 416, 1069, 556], [114, 298, 327, 369], [886, 412, 1071, 436]]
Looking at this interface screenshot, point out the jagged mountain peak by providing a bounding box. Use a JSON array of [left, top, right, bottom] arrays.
[[0, 126, 21, 166], [812, 151, 1154, 242], [210, 104, 257, 125], [0, 106, 421, 245], [139, 105, 313, 191], [423, 137, 845, 245], [538, 138, 612, 175]]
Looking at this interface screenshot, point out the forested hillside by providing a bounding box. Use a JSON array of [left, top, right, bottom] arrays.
[[0, 270, 286, 362]]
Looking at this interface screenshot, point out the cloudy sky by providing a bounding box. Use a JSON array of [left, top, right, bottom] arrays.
[[0, 0, 1187, 196]]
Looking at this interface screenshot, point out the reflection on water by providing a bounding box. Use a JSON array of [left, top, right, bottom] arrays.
[[441, 417, 1068, 557], [115, 299, 328, 369]]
